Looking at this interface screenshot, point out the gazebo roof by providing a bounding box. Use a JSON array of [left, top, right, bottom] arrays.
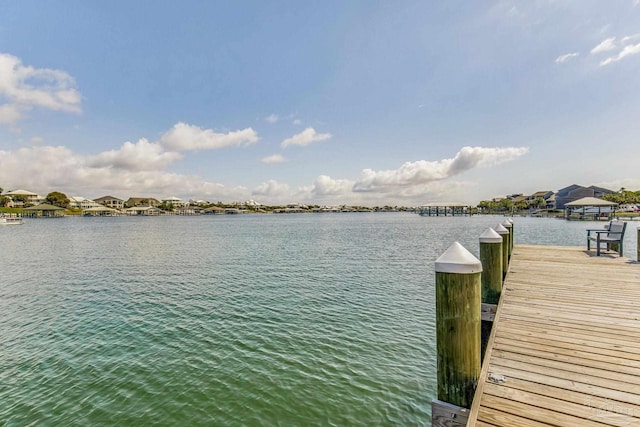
[[565, 197, 617, 207], [83, 206, 115, 212], [23, 203, 65, 210]]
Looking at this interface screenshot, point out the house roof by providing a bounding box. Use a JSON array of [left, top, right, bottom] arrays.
[[126, 197, 160, 203], [69, 196, 95, 202], [5, 189, 38, 196], [23, 203, 65, 210], [565, 197, 617, 207], [588, 185, 614, 194], [531, 191, 552, 197], [94, 195, 124, 202]]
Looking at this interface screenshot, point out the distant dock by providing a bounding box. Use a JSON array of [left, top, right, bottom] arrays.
[[417, 203, 472, 216]]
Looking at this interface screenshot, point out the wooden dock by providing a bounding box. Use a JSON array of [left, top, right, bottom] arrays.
[[467, 244, 640, 426]]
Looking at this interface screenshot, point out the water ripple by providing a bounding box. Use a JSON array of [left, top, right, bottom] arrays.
[[1, 214, 608, 426]]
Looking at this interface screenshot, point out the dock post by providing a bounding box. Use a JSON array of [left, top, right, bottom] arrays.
[[506, 218, 514, 254], [479, 228, 503, 361], [494, 223, 510, 280], [501, 220, 513, 261], [432, 242, 482, 426]]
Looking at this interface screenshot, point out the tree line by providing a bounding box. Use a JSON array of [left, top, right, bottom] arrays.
[[602, 189, 640, 205]]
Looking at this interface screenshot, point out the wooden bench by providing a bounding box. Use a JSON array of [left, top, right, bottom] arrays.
[[587, 220, 627, 256]]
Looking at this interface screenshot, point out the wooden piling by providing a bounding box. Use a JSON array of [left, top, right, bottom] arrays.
[[506, 218, 514, 252], [502, 220, 513, 260], [479, 228, 503, 361], [494, 223, 509, 280], [434, 242, 482, 415]]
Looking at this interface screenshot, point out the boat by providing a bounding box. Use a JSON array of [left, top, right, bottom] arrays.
[[0, 213, 24, 225]]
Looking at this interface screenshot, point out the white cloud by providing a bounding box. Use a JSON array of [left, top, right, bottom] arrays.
[[590, 37, 617, 55], [621, 33, 640, 43], [265, 114, 279, 123], [0, 53, 82, 126], [281, 127, 332, 148], [159, 122, 258, 151], [600, 42, 640, 66], [591, 34, 640, 66], [0, 104, 22, 124], [88, 138, 182, 171], [0, 145, 249, 201], [292, 119, 302, 125], [310, 175, 354, 196], [353, 146, 529, 193], [555, 52, 579, 64], [0, 140, 529, 207], [252, 180, 290, 197], [261, 154, 287, 164]]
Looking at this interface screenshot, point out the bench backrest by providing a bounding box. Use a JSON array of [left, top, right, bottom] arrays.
[[607, 221, 626, 239]]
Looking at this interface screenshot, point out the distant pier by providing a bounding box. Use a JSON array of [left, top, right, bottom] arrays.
[[417, 203, 472, 217]]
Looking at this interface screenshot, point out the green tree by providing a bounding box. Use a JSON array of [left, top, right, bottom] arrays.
[[158, 202, 173, 211], [45, 191, 70, 208], [498, 198, 513, 213]]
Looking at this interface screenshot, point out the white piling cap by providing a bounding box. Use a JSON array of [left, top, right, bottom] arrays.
[[502, 220, 513, 228], [435, 241, 482, 274], [506, 218, 514, 224], [494, 223, 509, 235], [479, 227, 503, 243]]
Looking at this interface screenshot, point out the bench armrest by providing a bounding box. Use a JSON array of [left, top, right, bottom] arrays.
[[586, 229, 607, 238]]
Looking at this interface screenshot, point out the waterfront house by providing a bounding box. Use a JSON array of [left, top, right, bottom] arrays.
[[68, 196, 101, 210], [94, 195, 125, 210], [125, 197, 161, 208], [162, 197, 189, 208], [4, 189, 42, 206], [554, 184, 613, 209], [545, 193, 556, 209], [509, 194, 528, 205], [526, 190, 554, 202]]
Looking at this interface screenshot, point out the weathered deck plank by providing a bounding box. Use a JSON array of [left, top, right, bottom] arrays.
[[467, 245, 640, 426]]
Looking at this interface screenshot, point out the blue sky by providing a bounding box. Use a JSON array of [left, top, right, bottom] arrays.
[[1, 1, 639, 205]]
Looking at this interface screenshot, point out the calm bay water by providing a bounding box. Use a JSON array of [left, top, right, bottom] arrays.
[[1, 214, 637, 426]]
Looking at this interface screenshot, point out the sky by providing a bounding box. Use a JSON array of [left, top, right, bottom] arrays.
[[1, 1, 639, 206]]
